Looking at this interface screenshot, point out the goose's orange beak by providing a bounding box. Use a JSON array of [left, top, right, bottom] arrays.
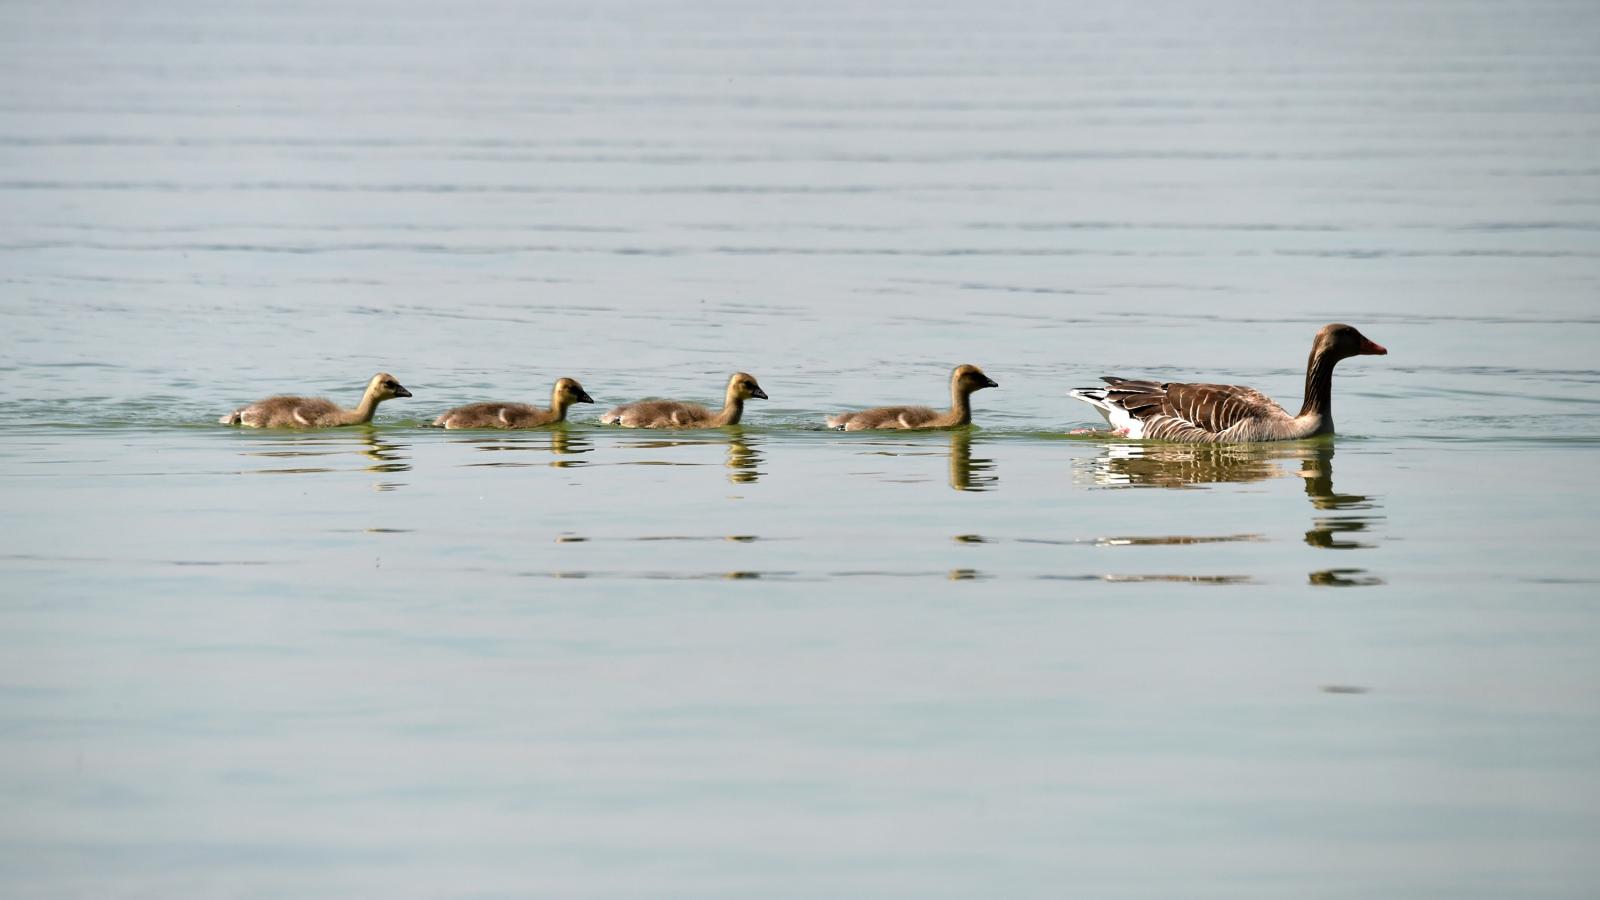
[[1359, 338, 1388, 355]]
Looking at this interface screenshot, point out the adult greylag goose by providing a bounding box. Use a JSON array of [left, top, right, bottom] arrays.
[[1069, 323, 1387, 442], [827, 364, 998, 431], [600, 372, 767, 428], [219, 372, 412, 428], [432, 378, 594, 429]]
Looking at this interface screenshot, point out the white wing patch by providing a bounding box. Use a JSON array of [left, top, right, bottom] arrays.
[[1106, 405, 1144, 438]]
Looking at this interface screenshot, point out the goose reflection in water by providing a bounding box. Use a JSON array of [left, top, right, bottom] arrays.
[[1298, 445, 1385, 586], [455, 427, 594, 468], [948, 430, 997, 492], [1297, 444, 1379, 549], [1079, 441, 1385, 586], [1077, 441, 1292, 489]]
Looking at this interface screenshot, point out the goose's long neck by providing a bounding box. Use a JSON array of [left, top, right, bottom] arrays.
[[349, 385, 382, 424], [712, 388, 745, 427], [1297, 345, 1338, 420], [947, 378, 974, 426]]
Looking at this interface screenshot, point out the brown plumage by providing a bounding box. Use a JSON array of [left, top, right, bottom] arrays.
[[433, 378, 594, 429], [827, 364, 998, 431], [600, 372, 767, 428], [219, 372, 412, 428], [1070, 323, 1388, 442]]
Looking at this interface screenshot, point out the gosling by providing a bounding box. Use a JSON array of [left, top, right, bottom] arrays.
[[827, 364, 998, 431], [433, 378, 595, 429], [219, 372, 412, 428], [600, 372, 768, 428]]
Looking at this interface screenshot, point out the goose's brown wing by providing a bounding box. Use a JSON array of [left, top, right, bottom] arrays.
[[1102, 378, 1289, 441]]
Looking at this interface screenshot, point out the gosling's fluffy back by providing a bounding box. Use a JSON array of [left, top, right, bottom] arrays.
[[827, 406, 944, 431], [222, 396, 345, 428], [220, 372, 411, 428], [600, 399, 720, 428], [826, 364, 998, 431], [601, 372, 767, 429], [433, 378, 594, 429], [434, 402, 555, 429]]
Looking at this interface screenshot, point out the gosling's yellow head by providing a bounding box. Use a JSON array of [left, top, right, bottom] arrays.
[[555, 377, 594, 404], [952, 364, 998, 393], [368, 372, 412, 399], [728, 372, 768, 401]]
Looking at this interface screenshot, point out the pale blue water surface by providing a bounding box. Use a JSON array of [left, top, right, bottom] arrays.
[[2, 0, 1599, 896]]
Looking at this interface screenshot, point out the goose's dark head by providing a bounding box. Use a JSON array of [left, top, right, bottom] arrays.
[[1315, 324, 1387, 361]]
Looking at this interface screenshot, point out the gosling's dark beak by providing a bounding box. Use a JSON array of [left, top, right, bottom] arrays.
[[982, 376, 999, 389], [576, 390, 595, 404], [1358, 338, 1388, 356], [393, 384, 413, 398], [751, 387, 769, 400]]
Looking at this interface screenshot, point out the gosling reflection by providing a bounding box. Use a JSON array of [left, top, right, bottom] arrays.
[[948, 430, 997, 492], [1309, 568, 1385, 587], [1298, 444, 1381, 550], [724, 427, 764, 484], [548, 428, 593, 467], [619, 429, 765, 484], [239, 427, 412, 482], [357, 428, 411, 475], [356, 428, 411, 490], [455, 427, 594, 468]]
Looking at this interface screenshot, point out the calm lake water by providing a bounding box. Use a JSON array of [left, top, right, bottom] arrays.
[[3, 0, 1599, 896]]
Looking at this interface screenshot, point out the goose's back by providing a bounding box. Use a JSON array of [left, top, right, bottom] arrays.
[[1097, 378, 1296, 442]]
